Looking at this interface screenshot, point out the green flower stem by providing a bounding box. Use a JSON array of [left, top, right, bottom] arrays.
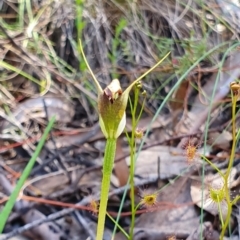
[[129, 142, 136, 239], [217, 195, 224, 227], [226, 95, 237, 179], [96, 138, 117, 240], [128, 85, 144, 239], [201, 155, 224, 178], [129, 91, 138, 239], [220, 203, 232, 240], [220, 94, 237, 239]]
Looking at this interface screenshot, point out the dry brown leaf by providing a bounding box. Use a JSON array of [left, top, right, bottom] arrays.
[[125, 146, 195, 180], [169, 80, 189, 112], [134, 177, 199, 238]]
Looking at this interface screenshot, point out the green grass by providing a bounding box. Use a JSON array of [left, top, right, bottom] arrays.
[[0, 116, 56, 233]]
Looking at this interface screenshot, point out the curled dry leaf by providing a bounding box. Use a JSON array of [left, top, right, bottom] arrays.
[[2, 94, 75, 130]]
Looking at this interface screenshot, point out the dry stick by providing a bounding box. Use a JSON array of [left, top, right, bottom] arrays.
[[0, 109, 45, 165], [1, 177, 159, 240], [42, 98, 71, 181], [73, 211, 96, 239], [0, 173, 67, 240], [30, 123, 100, 176]]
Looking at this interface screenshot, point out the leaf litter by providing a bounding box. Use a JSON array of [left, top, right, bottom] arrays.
[[1, 0, 240, 239]]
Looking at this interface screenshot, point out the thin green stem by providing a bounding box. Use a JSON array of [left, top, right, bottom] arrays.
[[134, 203, 141, 212], [0, 60, 42, 86], [217, 196, 224, 227], [79, 39, 103, 94], [96, 138, 117, 240], [220, 94, 237, 239], [136, 97, 146, 124], [129, 142, 136, 239], [129, 87, 139, 239], [220, 203, 232, 239], [201, 155, 224, 178], [106, 212, 129, 239], [125, 52, 171, 95], [226, 95, 237, 179], [232, 195, 240, 205]]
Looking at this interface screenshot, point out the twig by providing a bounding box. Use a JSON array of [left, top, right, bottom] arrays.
[[1, 177, 159, 240]]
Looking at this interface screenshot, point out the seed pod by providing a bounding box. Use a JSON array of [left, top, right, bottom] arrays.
[[230, 82, 240, 96]]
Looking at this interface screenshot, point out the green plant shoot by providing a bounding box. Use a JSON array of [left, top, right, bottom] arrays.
[[79, 39, 170, 240]]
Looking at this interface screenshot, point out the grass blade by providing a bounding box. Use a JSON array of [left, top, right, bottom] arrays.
[[0, 116, 56, 233]]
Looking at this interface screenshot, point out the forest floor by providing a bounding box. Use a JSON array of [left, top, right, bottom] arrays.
[[1, 0, 240, 239]]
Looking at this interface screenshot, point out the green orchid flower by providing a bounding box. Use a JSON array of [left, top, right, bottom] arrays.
[[80, 40, 170, 140], [79, 39, 170, 240]]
